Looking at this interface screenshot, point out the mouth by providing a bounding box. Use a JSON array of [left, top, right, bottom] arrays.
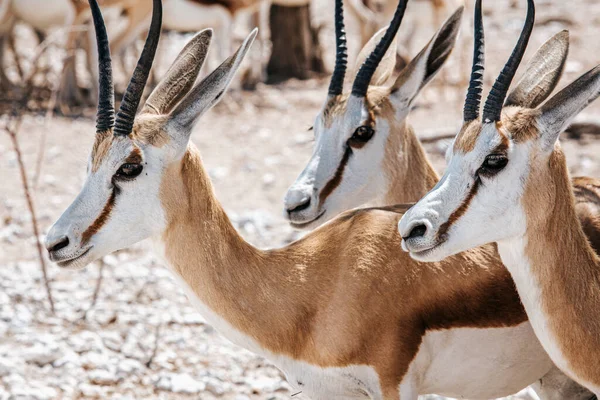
[[289, 210, 327, 229], [54, 247, 93, 269], [402, 236, 446, 260]]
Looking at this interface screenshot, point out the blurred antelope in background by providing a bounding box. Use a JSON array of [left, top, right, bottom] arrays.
[[0, 0, 267, 107], [45, 0, 596, 398], [399, 0, 600, 393]]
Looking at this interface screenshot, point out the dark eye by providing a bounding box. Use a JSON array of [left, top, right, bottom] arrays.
[[349, 126, 375, 146], [115, 163, 143, 179], [478, 154, 508, 176]]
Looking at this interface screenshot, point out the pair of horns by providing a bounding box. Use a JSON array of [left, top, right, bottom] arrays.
[[89, 0, 162, 135], [464, 0, 535, 123], [327, 0, 409, 97]]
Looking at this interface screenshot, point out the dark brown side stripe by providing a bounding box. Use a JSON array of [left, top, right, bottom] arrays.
[[319, 146, 352, 207], [81, 189, 116, 245], [438, 178, 480, 239]]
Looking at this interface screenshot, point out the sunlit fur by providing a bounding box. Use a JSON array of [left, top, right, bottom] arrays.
[[43, 26, 597, 399], [400, 64, 600, 393]]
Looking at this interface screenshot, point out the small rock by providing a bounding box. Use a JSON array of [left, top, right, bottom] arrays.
[[88, 369, 120, 385], [156, 373, 206, 394], [23, 343, 62, 366], [117, 359, 143, 375], [0, 357, 16, 377]]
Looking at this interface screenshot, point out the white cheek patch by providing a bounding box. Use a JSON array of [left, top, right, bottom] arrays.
[[443, 138, 533, 251]]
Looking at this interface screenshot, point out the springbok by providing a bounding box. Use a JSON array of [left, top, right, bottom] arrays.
[[44, 0, 592, 398], [399, 0, 600, 394], [285, 1, 598, 399]]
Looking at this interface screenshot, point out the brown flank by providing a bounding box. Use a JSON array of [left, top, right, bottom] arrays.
[[159, 145, 528, 397]]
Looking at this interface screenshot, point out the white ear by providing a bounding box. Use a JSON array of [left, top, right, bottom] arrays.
[[389, 6, 462, 108], [169, 29, 257, 131], [353, 27, 398, 87], [538, 64, 600, 151], [505, 30, 569, 109]]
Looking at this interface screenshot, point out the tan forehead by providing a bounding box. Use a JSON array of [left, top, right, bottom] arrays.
[[453, 121, 484, 153], [90, 116, 169, 172], [321, 87, 392, 128], [453, 107, 541, 153]]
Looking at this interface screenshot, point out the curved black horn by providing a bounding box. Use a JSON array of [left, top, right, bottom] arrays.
[[89, 0, 115, 133], [351, 0, 409, 97], [463, 0, 484, 122], [328, 0, 348, 96], [482, 0, 535, 122], [113, 0, 162, 136]]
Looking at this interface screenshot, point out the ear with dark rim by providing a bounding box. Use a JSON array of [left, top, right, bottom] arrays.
[[169, 29, 257, 132], [538, 64, 600, 151], [390, 6, 463, 106], [143, 29, 213, 115], [505, 30, 569, 109]]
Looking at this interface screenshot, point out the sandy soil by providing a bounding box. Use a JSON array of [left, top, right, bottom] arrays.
[[2, 0, 600, 398]]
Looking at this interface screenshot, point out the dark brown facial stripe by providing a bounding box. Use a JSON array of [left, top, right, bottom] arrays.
[[81, 189, 116, 245], [438, 178, 481, 239], [319, 147, 352, 207]]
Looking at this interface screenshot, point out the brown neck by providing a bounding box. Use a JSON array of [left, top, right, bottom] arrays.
[[157, 144, 526, 376], [507, 147, 600, 383], [383, 121, 439, 205], [159, 146, 316, 356]]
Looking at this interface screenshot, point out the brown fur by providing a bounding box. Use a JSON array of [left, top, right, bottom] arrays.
[[522, 145, 600, 385], [503, 107, 541, 143], [572, 176, 600, 254], [91, 130, 114, 173], [453, 120, 482, 153], [188, 0, 260, 15], [159, 143, 528, 396], [130, 114, 170, 147], [383, 120, 439, 205]]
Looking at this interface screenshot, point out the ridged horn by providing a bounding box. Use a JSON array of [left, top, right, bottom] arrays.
[[463, 0, 484, 122], [482, 0, 535, 122], [88, 0, 115, 133], [328, 0, 348, 96], [351, 0, 409, 97], [113, 0, 162, 136]]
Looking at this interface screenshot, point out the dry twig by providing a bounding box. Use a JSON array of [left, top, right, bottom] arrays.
[[145, 324, 162, 368], [1, 36, 59, 314], [4, 117, 55, 314], [82, 260, 106, 320]]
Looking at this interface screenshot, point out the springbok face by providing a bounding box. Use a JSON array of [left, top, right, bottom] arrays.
[[44, 0, 256, 269], [399, 0, 600, 262], [284, 0, 462, 229]]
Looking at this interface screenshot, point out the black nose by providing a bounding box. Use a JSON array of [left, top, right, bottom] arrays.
[[48, 236, 70, 253], [406, 224, 427, 239], [287, 197, 311, 214]]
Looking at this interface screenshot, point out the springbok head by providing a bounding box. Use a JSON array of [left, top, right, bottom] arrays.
[[284, 0, 462, 229], [399, 0, 600, 262], [44, 0, 256, 269]]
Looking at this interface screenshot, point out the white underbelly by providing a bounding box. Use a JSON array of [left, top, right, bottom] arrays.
[[415, 323, 553, 399]]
